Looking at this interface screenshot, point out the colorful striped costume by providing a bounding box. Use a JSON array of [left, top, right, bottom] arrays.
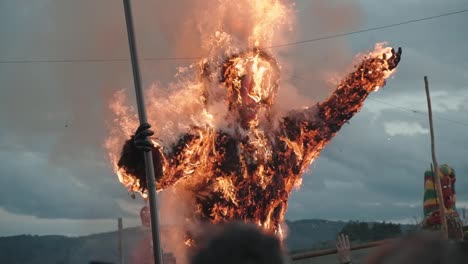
[[422, 164, 463, 240]]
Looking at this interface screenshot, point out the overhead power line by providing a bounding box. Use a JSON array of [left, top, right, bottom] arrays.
[[269, 9, 468, 48], [0, 58, 127, 64], [285, 70, 468, 128], [0, 9, 467, 64], [367, 98, 468, 127], [0, 57, 200, 64]]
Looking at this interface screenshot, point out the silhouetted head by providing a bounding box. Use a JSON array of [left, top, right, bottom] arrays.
[[190, 222, 286, 264]]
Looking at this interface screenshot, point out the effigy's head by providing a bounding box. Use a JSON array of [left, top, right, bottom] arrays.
[[202, 49, 280, 128]]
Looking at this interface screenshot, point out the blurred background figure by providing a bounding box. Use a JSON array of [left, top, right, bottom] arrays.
[[129, 206, 153, 264], [365, 231, 467, 264], [130, 205, 176, 264]]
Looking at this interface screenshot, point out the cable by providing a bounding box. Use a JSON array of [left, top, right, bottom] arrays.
[[144, 57, 201, 61], [269, 9, 468, 48], [282, 72, 468, 128], [367, 98, 468, 127], [0, 58, 127, 64], [0, 57, 201, 64], [1, 9, 467, 63]]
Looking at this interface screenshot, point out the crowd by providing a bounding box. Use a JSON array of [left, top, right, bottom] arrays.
[[112, 220, 465, 264], [188, 222, 467, 264]]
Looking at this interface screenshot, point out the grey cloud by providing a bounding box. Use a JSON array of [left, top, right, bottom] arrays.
[[0, 142, 135, 219], [285, 0, 468, 223], [0, 0, 169, 221], [0, 208, 140, 236], [354, 0, 468, 66]]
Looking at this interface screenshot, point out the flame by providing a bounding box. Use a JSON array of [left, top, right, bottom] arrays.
[[104, 0, 402, 242], [355, 42, 399, 91], [250, 0, 289, 47], [184, 238, 194, 247]]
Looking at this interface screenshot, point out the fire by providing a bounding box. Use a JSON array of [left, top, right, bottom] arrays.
[[104, 0, 402, 241], [355, 42, 399, 91], [250, 0, 290, 47]]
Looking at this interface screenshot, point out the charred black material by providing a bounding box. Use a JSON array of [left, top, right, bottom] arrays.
[[118, 136, 163, 193]]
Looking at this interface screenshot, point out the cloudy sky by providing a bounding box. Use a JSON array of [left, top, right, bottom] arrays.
[[1, 0, 467, 236]]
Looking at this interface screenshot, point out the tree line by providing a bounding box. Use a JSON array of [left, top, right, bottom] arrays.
[[340, 221, 402, 242]]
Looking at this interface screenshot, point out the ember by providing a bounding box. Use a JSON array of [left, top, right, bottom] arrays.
[[104, 0, 402, 241]]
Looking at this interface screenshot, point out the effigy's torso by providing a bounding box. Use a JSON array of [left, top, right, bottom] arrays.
[[156, 109, 333, 231]]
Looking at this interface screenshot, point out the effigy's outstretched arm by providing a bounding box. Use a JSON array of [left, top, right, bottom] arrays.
[[317, 47, 402, 133], [279, 47, 401, 178]]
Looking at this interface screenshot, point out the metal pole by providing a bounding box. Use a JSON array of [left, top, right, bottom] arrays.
[[122, 1, 163, 263], [424, 76, 448, 239], [118, 218, 123, 264]]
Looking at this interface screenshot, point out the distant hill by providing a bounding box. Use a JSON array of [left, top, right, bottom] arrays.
[[285, 219, 347, 252], [0, 228, 146, 264], [0, 219, 413, 264]]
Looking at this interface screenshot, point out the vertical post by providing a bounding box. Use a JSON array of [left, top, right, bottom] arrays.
[[463, 208, 466, 224], [424, 76, 448, 239], [118, 218, 123, 264], [122, 1, 163, 263]]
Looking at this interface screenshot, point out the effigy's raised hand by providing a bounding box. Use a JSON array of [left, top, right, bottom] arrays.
[[387, 47, 402, 70]]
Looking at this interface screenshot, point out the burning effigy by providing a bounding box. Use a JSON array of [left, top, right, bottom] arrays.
[[105, 0, 402, 241]]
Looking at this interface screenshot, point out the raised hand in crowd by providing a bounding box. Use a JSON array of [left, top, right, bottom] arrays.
[[337, 233, 352, 264]]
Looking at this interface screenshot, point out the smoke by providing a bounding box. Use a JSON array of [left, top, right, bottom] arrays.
[[25, 0, 365, 166], [45, 0, 184, 166], [106, 0, 297, 146], [279, 0, 363, 102], [101, 0, 365, 261], [158, 187, 196, 264], [139, 0, 365, 136], [107, 0, 366, 232], [151, 0, 295, 56], [100, 0, 367, 141]]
